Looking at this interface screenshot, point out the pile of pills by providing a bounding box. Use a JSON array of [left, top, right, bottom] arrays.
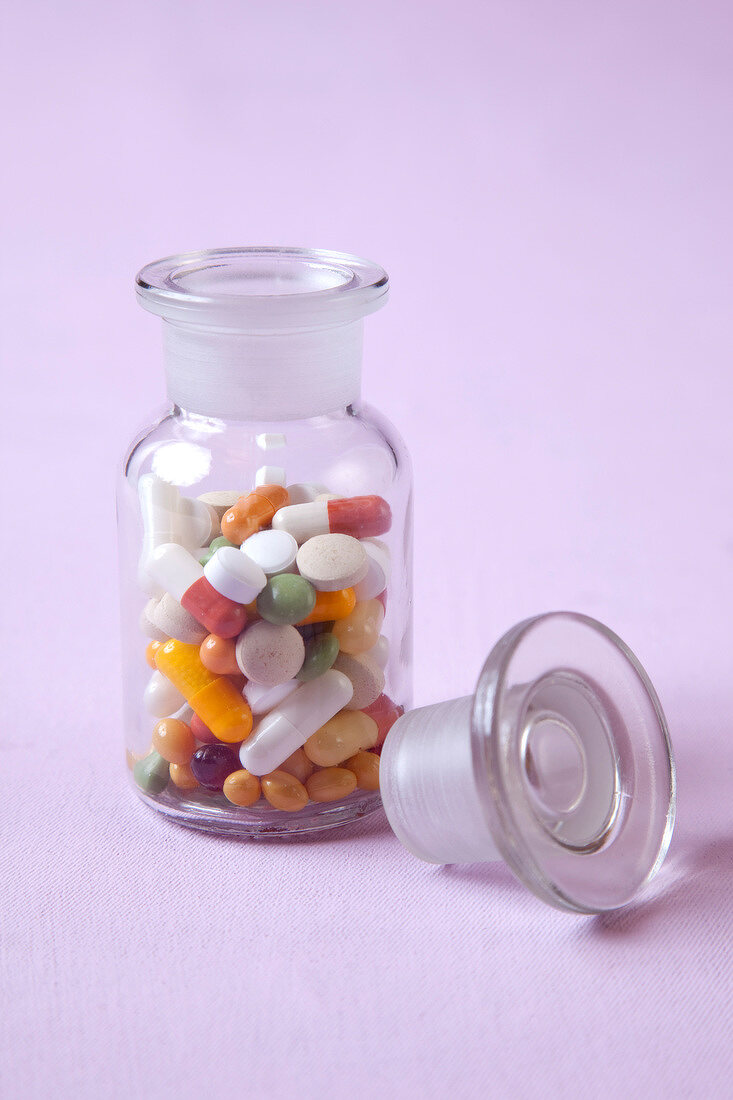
[[133, 464, 403, 815]]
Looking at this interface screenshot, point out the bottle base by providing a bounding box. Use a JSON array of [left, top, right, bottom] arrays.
[[132, 782, 383, 837]]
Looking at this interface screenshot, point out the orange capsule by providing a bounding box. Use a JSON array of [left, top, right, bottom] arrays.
[[152, 718, 196, 764], [221, 485, 290, 544], [200, 634, 240, 675], [306, 767, 357, 803], [344, 751, 380, 791], [223, 769, 261, 806], [279, 747, 314, 784], [145, 640, 162, 668], [297, 587, 356, 625], [169, 761, 199, 790], [261, 770, 309, 812]]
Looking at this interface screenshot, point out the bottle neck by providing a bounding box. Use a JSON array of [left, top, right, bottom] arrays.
[[162, 319, 364, 421]]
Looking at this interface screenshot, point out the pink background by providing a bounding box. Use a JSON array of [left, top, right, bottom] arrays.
[[3, 1, 733, 1095]]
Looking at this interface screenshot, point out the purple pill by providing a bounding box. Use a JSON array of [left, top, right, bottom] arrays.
[[190, 744, 240, 790]]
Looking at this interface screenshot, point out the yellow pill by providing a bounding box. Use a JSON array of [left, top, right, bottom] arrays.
[[306, 767, 357, 803], [344, 751, 380, 791], [146, 640, 162, 668], [152, 718, 196, 764], [169, 762, 199, 790], [332, 600, 384, 655], [304, 710, 379, 766], [223, 769, 261, 807], [155, 639, 253, 744], [279, 748, 314, 784], [261, 770, 309, 812], [297, 587, 356, 625]]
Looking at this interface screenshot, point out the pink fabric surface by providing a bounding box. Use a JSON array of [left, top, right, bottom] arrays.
[[3, 1, 732, 1096]]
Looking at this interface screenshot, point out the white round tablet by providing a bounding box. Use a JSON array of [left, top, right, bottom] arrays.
[[242, 529, 299, 576]]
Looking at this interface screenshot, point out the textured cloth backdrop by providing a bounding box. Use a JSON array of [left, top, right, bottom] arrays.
[[2, 1, 732, 1097]]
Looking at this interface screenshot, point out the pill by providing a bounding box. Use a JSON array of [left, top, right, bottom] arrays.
[[296, 633, 340, 681], [256, 433, 286, 450], [204, 546, 267, 606], [261, 770, 309, 812], [239, 669, 354, 776], [140, 598, 168, 641], [279, 747, 314, 784], [209, 535, 239, 551], [138, 475, 181, 591], [153, 591, 209, 644], [295, 534, 368, 592], [361, 693, 404, 747], [306, 767, 357, 803], [199, 634, 240, 675], [242, 529, 298, 576], [169, 761, 199, 790], [244, 678, 300, 715], [354, 538, 391, 601], [344, 751, 380, 790], [223, 769, 261, 806], [190, 712, 217, 743], [145, 640, 162, 668], [371, 635, 389, 669], [235, 621, 305, 685], [221, 485, 289, 544], [255, 465, 287, 487], [285, 483, 328, 505], [155, 640, 253, 743], [190, 744, 240, 790], [149, 543, 248, 639], [257, 573, 316, 626], [333, 652, 385, 710], [144, 670, 186, 717], [332, 599, 385, 656], [133, 751, 170, 795], [178, 496, 220, 546], [297, 587, 356, 625], [152, 718, 196, 764], [197, 491, 241, 520], [272, 495, 391, 543], [304, 710, 378, 766]]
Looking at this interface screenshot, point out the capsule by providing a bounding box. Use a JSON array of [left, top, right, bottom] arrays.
[[239, 669, 354, 776], [304, 710, 378, 766], [272, 495, 391, 543], [332, 599, 384, 656], [149, 543, 256, 639], [155, 639, 253, 743], [221, 485, 290, 544], [138, 475, 218, 590], [297, 587, 356, 625], [306, 767, 357, 803]]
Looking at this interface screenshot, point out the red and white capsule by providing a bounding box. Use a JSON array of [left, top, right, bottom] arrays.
[[149, 544, 259, 639], [272, 495, 391, 544]]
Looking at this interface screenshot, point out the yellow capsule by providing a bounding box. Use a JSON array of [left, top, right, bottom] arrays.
[[297, 587, 356, 625], [306, 767, 357, 803], [261, 770, 309, 812], [332, 599, 384, 655], [223, 769, 261, 807], [145, 640, 162, 668], [304, 710, 378, 767], [169, 762, 199, 790], [344, 751, 380, 791], [155, 639, 253, 744]]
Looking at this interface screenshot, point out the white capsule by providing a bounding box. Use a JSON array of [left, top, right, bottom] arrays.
[[256, 433, 287, 450], [255, 465, 287, 487], [372, 634, 390, 669], [148, 544, 203, 602], [244, 679, 300, 715], [354, 538, 391, 600], [203, 547, 267, 604], [239, 670, 354, 776], [138, 475, 181, 585], [144, 671, 186, 717], [241, 529, 298, 576], [271, 500, 329, 544], [285, 483, 328, 505]]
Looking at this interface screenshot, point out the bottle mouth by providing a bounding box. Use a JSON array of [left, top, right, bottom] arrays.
[[136, 246, 388, 331]]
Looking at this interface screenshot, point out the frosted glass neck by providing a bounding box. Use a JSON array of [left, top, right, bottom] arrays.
[[162, 319, 364, 421]]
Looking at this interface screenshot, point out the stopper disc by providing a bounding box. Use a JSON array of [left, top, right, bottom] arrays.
[[472, 612, 676, 913]]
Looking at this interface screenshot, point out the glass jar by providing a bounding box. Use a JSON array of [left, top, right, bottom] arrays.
[[118, 247, 412, 836]]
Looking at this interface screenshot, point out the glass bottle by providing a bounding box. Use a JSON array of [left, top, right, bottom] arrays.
[[118, 247, 412, 836]]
